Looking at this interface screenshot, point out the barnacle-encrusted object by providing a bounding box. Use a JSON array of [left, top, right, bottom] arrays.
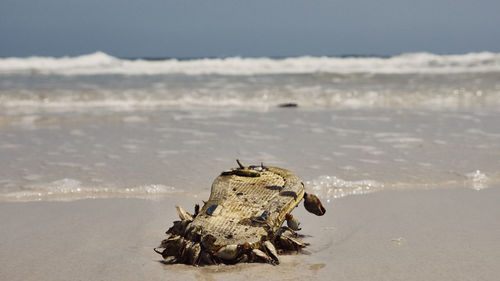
[[155, 160, 324, 265]]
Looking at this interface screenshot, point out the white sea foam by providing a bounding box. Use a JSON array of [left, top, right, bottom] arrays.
[[0, 178, 182, 201], [306, 171, 497, 202], [1, 51, 500, 75], [1, 52, 499, 112], [1, 88, 498, 113], [465, 170, 489, 191], [305, 175, 384, 202]]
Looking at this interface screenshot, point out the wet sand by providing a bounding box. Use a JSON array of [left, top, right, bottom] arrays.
[[1, 186, 499, 281], [1, 108, 499, 280], [2, 109, 499, 201]]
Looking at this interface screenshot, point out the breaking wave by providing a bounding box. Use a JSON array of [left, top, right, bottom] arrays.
[[1, 51, 500, 75]]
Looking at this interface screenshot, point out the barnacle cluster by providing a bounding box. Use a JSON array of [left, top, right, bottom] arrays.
[[154, 161, 324, 266], [155, 205, 309, 265]]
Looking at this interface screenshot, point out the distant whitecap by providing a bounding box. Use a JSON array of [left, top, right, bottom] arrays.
[[1, 51, 500, 75]]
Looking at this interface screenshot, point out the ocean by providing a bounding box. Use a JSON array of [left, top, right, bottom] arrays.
[[0, 52, 499, 201]]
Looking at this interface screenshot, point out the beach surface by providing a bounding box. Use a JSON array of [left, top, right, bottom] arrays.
[[1, 106, 499, 281], [1, 187, 499, 281], [1, 53, 500, 280]]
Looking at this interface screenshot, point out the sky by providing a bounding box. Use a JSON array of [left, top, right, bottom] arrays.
[[1, 0, 499, 58]]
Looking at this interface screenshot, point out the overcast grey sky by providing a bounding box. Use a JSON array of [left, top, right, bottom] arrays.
[[1, 0, 499, 58]]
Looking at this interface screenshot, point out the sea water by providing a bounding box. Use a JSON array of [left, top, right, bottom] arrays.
[[0, 52, 499, 201]]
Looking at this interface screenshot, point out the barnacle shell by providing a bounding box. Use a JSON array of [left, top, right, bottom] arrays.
[[263, 240, 279, 264], [285, 214, 301, 231], [303, 193, 326, 216], [278, 230, 308, 251], [185, 242, 201, 265], [251, 248, 272, 263], [201, 234, 217, 252], [200, 250, 216, 265], [158, 235, 185, 257], [215, 244, 239, 260], [166, 220, 190, 236], [176, 205, 194, 221]]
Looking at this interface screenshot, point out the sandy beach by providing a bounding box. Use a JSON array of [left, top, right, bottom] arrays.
[[2, 0, 500, 276], [1, 54, 500, 280], [1, 186, 499, 281]]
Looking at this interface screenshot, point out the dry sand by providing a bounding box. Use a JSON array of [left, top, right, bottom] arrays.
[[1, 186, 499, 281]]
